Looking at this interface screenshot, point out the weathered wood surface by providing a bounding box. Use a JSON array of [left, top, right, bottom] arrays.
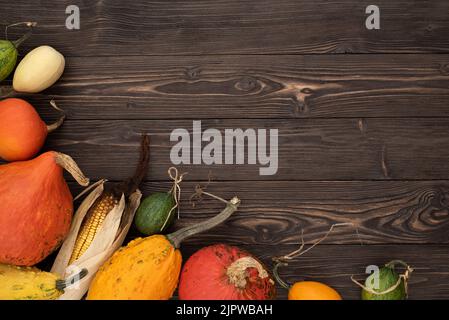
[[1, 0, 449, 55], [37, 118, 449, 180], [67, 180, 449, 245], [4, 54, 449, 120], [3, 0, 449, 300]]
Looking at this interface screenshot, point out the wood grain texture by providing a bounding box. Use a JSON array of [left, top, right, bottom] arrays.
[[1, 0, 449, 55], [67, 180, 449, 245], [34, 118, 449, 180], [5, 54, 449, 120], [3, 0, 449, 299], [180, 244, 449, 300]]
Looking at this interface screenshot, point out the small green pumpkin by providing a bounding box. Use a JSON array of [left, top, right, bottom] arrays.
[[361, 260, 412, 300], [0, 40, 18, 81], [134, 192, 176, 235], [0, 22, 35, 81]]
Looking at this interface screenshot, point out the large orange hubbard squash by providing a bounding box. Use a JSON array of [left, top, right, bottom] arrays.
[[0, 152, 89, 266], [87, 196, 240, 300]]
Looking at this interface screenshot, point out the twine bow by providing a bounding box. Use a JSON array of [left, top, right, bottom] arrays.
[[160, 167, 187, 231]]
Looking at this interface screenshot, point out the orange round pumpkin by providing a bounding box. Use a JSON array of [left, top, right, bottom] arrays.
[[0, 151, 89, 266], [0, 98, 64, 161], [288, 281, 342, 300], [179, 244, 276, 300]]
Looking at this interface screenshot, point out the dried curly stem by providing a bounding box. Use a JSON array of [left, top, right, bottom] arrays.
[[46, 100, 66, 133], [5, 21, 37, 47], [55, 152, 90, 187], [272, 222, 357, 289], [227, 256, 271, 289]]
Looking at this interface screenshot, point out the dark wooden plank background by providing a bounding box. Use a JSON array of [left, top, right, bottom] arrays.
[[2, 0, 449, 299]]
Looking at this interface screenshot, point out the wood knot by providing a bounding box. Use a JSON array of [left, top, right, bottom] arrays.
[[426, 188, 449, 211], [185, 66, 201, 80], [439, 63, 449, 75], [235, 76, 257, 92], [425, 24, 436, 32], [334, 44, 354, 54], [301, 87, 314, 95]]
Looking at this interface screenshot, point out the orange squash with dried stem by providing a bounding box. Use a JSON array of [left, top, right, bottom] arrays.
[[273, 223, 354, 300]]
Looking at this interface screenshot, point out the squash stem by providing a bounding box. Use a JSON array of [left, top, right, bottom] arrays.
[[12, 31, 32, 48], [167, 196, 240, 248], [46, 100, 66, 133], [272, 261, 291, 290], [0, 86, 16, 99], [6, 21, 37, 47], [55, 152, 90, 187]]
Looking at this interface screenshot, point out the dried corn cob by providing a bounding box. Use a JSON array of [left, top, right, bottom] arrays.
[[69, 193, 119, 264], [51, 134, 149, 300]]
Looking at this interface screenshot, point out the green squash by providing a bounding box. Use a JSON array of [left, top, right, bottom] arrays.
[[134, 192, 176, 235], [361, 261, 410, 300], [0, 40, 18, 81], [0, 25, 33, 82]]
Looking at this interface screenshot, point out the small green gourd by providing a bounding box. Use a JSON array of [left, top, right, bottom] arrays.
[[0, 22, 36, 81], [360, 260, 413, 300], [134, 167, 184, 235]]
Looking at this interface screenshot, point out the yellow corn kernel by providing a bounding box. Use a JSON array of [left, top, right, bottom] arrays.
[[69, 193, 118, 264]]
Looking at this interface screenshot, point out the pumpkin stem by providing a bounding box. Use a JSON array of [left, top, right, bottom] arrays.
[[0, 86, 16, 99], [167, 196, 240, 248], [46, 100, 66, 133], [55, 152, 90, 187], [5, 21, 37, 47], [227, 256, 271, 289], [55, 268, 88, 291], [272, 261, 291, 290]]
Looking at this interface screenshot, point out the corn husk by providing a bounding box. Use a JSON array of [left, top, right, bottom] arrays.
[[51, 180, 142, 300]]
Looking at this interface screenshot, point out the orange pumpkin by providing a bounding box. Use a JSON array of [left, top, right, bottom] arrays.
[[273, 262, 343, 300], [0, 151, 89, 266], [0, 98, 65, 161], [288, 281, 342, 300], [179, 244, 276, 300]]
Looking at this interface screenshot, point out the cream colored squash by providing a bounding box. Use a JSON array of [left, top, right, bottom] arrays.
[[13, 45, 65, 93]]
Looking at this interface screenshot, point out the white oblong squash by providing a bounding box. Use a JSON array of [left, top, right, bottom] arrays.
[[13, 45, 65, 93]]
